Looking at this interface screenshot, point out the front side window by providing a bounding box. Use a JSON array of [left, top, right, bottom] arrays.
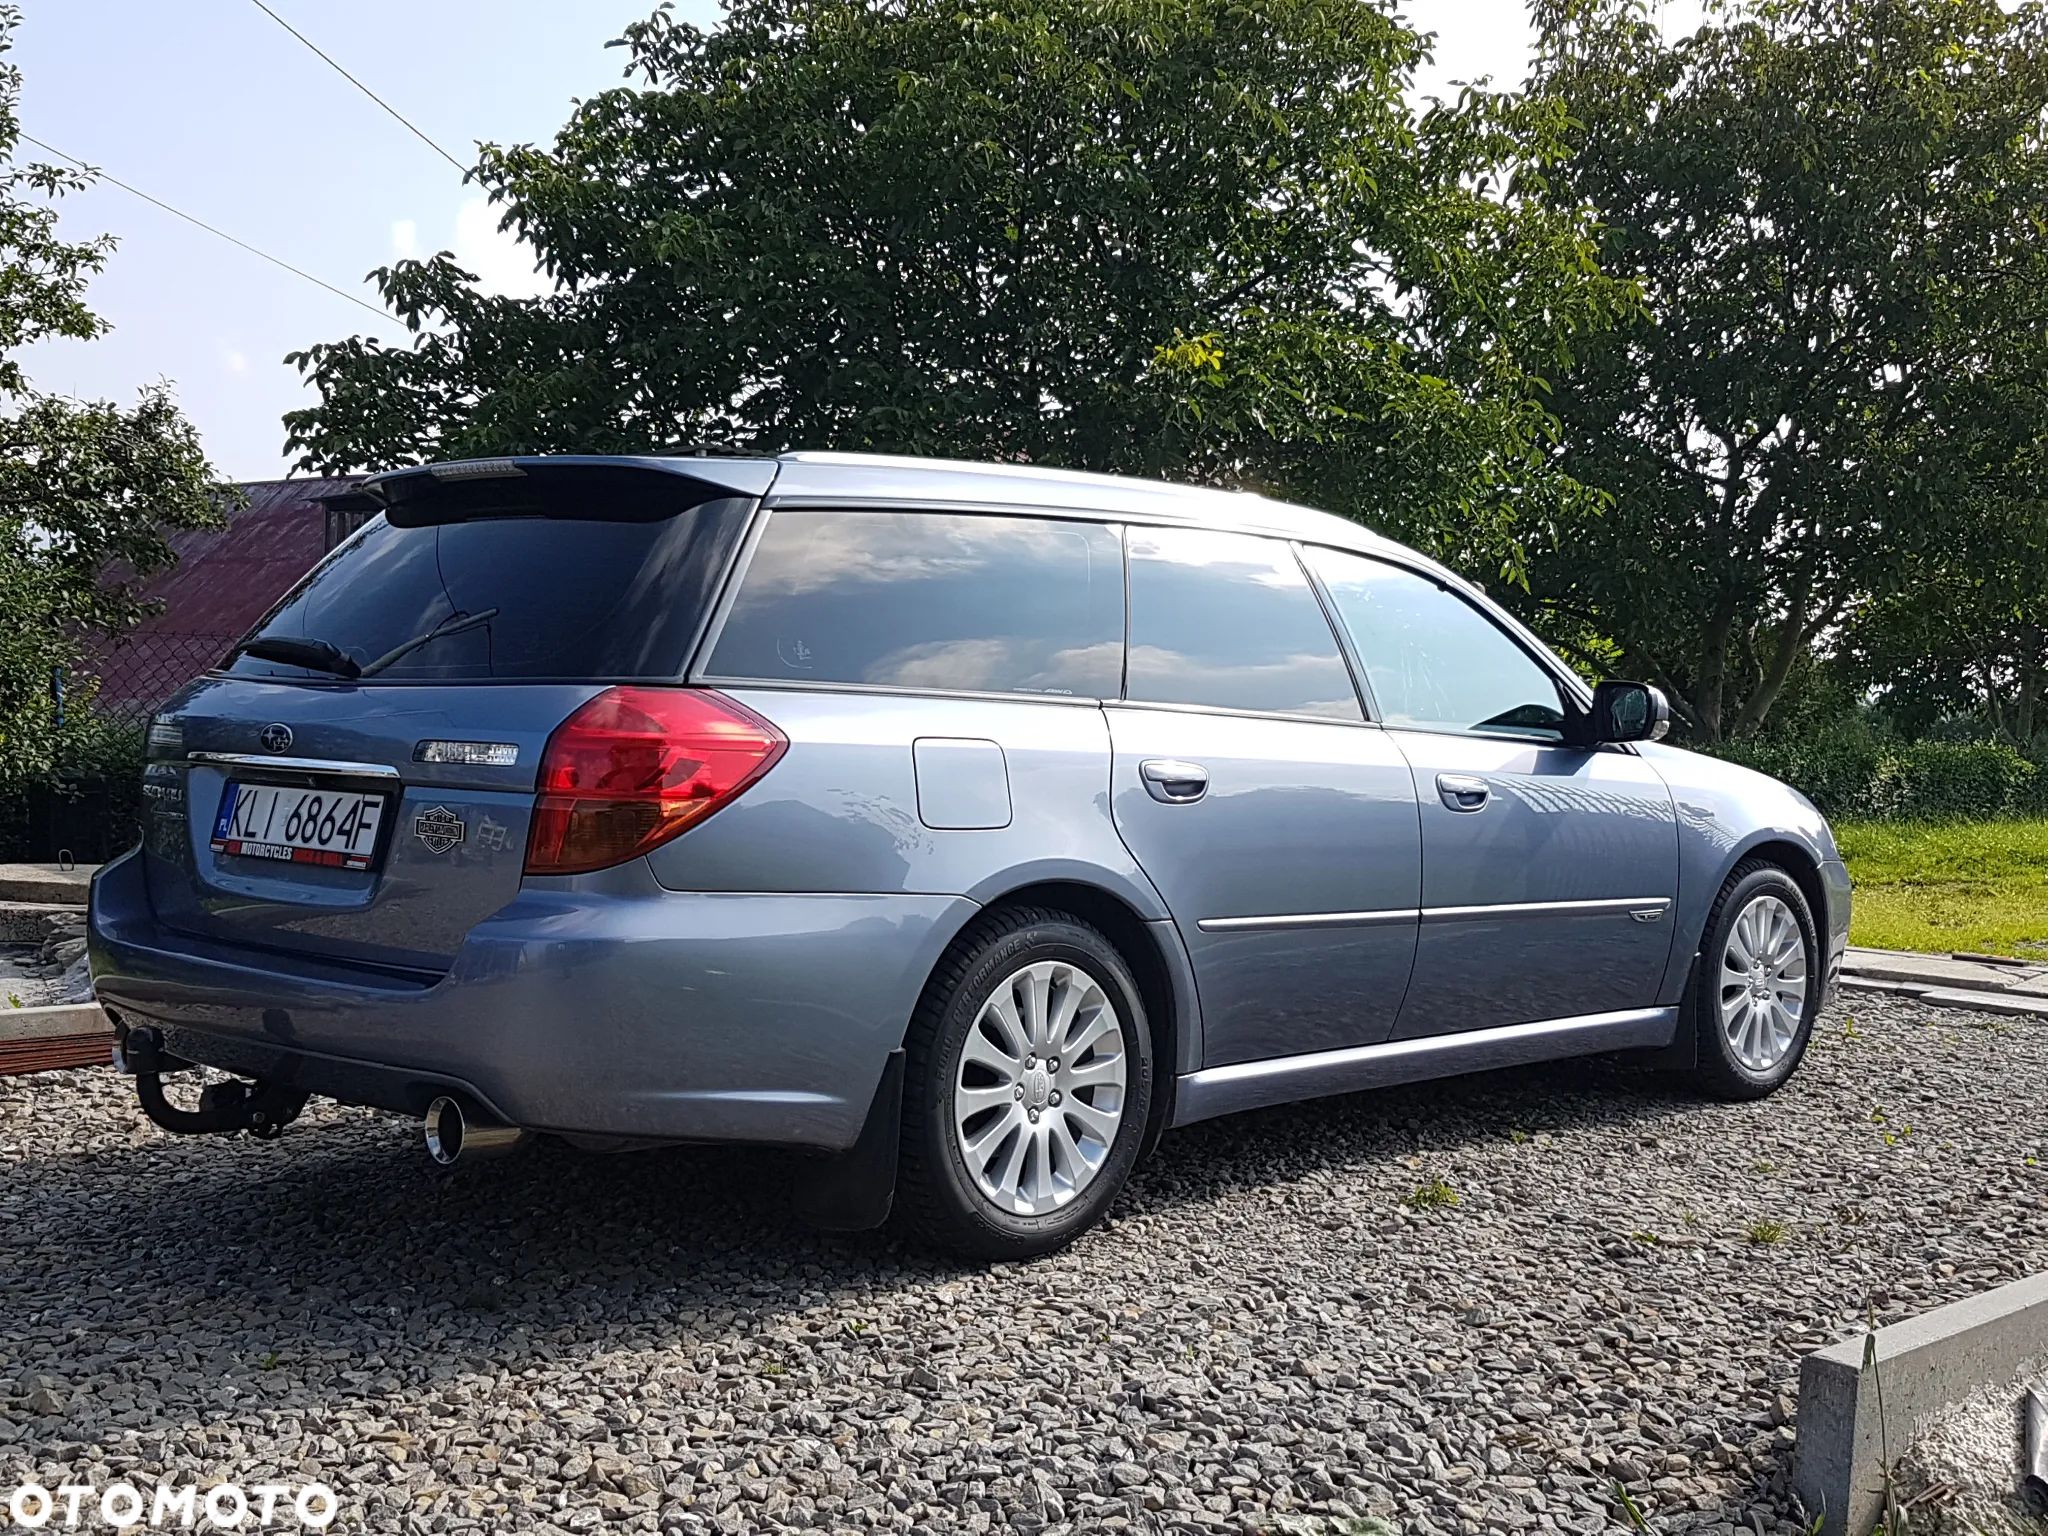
[[1307, 547, 1567, 741], [704, 510, 1124, 697], [1124, 527, 1361, 721]]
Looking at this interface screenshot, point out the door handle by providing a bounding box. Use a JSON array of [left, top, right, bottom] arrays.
[[1436, 772, 1491, 812], [1140, 759, 1209, 804]]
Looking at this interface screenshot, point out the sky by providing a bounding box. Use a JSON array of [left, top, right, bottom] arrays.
[[13, 1, 1703, 482]]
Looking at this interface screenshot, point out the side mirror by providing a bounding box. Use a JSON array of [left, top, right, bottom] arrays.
[[1589, 680, 1671, 744]]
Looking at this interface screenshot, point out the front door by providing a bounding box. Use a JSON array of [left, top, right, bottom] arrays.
[[1301, 544, 1679, 1038], [1387, 735, 1679, 1035], [1106, 527, 1421, 1068]]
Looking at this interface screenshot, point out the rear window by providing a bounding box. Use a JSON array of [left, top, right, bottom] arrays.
[[703, 510, 1124, 698], [227, 497, 752, 682]]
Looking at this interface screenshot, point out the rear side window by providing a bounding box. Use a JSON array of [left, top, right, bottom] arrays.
[[227, 496, 753, 682], [1124, 527, 1361, 720], [704, 510, 1124, 698]]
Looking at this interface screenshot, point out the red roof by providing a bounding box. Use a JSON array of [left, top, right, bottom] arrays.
[[84, 477, 364, 709]]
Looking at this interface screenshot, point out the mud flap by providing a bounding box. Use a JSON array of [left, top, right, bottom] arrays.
[[792, 1049, 903, 1232], [1625, 955, 1700, 1071]]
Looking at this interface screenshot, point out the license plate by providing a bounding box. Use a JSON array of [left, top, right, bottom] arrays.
[[211, 782, 387, 871]]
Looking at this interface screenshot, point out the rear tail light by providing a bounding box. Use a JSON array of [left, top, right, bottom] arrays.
[[524, 687, 786, 875]]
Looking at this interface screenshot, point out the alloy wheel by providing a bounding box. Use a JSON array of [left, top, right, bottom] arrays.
[[952, 959, 1129, 1216], [1718, 892, 1808, 1072]]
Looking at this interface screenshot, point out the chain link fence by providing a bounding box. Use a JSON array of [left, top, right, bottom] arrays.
[[0, 633, 243, 862], [73, 632, 242, 721]]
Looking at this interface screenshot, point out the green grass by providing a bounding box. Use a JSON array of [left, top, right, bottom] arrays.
[[1835, 817, 2048, 958], [1402, 1177, 1459, 1211]]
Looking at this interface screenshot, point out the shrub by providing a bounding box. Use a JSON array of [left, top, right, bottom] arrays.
[[0, 712, 147, 862], [1714, 731, 1883, 818], [1712, 734, 2038, 821], [1863, 741, 2037, 821]]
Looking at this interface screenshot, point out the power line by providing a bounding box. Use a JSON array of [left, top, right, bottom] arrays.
[[245, 0, 469, 175], [19, 133, 400, 327]]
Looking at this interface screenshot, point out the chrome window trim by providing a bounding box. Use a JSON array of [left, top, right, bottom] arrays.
[[709, 678, 1110, 708], [1106, 697, 1379, 730], [187, 752, 402, 780], [1379, 720, 1609, 751]]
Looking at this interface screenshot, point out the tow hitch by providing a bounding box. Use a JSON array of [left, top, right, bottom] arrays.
[[120, 1025, 308, 1140]]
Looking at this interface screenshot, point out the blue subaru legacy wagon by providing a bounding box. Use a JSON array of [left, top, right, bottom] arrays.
[[89, 452, 1850, 1259]]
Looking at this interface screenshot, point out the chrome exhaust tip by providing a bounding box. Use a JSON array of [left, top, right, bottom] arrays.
[[422, 1096, 529, 1166]]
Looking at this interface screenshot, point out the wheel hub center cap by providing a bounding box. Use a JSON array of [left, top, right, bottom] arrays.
[[1023, 1065, 1052, 1110]]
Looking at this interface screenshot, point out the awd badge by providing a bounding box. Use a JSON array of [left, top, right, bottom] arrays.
[[413, 804, 466, 855]]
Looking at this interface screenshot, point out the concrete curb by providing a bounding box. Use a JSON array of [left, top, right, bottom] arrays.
[[1840, 973, 2048, 1018], [0, 863, 94, 904], [1916, 988, 2048, 1019], [1794, 1273, 2048, 1536], [0, 1002, 110, 1043]]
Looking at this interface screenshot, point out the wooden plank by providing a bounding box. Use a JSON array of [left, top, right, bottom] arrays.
[[0, 1003, 110, 1044], [0, 1033, 112, 1075]]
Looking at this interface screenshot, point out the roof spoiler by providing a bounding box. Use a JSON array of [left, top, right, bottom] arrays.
[[359, 455, 780, 526]]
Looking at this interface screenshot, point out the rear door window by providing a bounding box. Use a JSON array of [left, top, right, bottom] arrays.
[[1124, 527, 1362, 720], [228, 496, 754, 682], [703, 510, 1124, 698]]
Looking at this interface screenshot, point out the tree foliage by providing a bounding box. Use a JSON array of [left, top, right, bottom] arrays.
[[284, 0, 1633, 576], [1525, 0, 2048, 743], [0, 4, 224, 780]]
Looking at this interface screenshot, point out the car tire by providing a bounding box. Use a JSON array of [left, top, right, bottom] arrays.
[[1687, 859, 1821, 1102], [896, 906, 1154, 1261]]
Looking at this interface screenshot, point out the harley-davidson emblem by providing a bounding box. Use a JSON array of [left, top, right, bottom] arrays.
[[413, 805, 466, 855]]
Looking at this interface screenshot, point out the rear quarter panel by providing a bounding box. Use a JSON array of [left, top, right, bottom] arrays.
[[647, 690, 1167, 917]]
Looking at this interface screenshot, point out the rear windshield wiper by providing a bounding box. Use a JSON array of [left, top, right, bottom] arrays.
[[358, 607, 500, 679], [229, 635, 362, 680]]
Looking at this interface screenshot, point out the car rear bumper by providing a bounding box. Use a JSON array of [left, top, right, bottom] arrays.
[[88, 847, 971, 1151]]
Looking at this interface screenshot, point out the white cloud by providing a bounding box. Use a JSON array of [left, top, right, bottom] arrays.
[[220, 344, 248, 373], [391, 218, 419, 259], [453, 195, 550, 300]]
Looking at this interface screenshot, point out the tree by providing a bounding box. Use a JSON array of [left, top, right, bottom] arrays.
[[285, 0, 1633, 578], [0, 4, 224, 779], [1523, 0, 2048, 743], [1843, 434, 2048, 748]]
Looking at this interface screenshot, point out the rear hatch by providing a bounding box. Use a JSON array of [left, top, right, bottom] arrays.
[[140, 458, 770, 973]]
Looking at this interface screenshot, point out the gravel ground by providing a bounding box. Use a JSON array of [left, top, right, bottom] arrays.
[[3, 992, 2045, 1535], [1893, 1369, 2046, 1535]]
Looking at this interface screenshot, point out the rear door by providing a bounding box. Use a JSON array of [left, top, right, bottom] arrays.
[[1105, 527, 1421, 1068], [141, 460, 765, 973], [1302, 546, 1679, 1038]]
